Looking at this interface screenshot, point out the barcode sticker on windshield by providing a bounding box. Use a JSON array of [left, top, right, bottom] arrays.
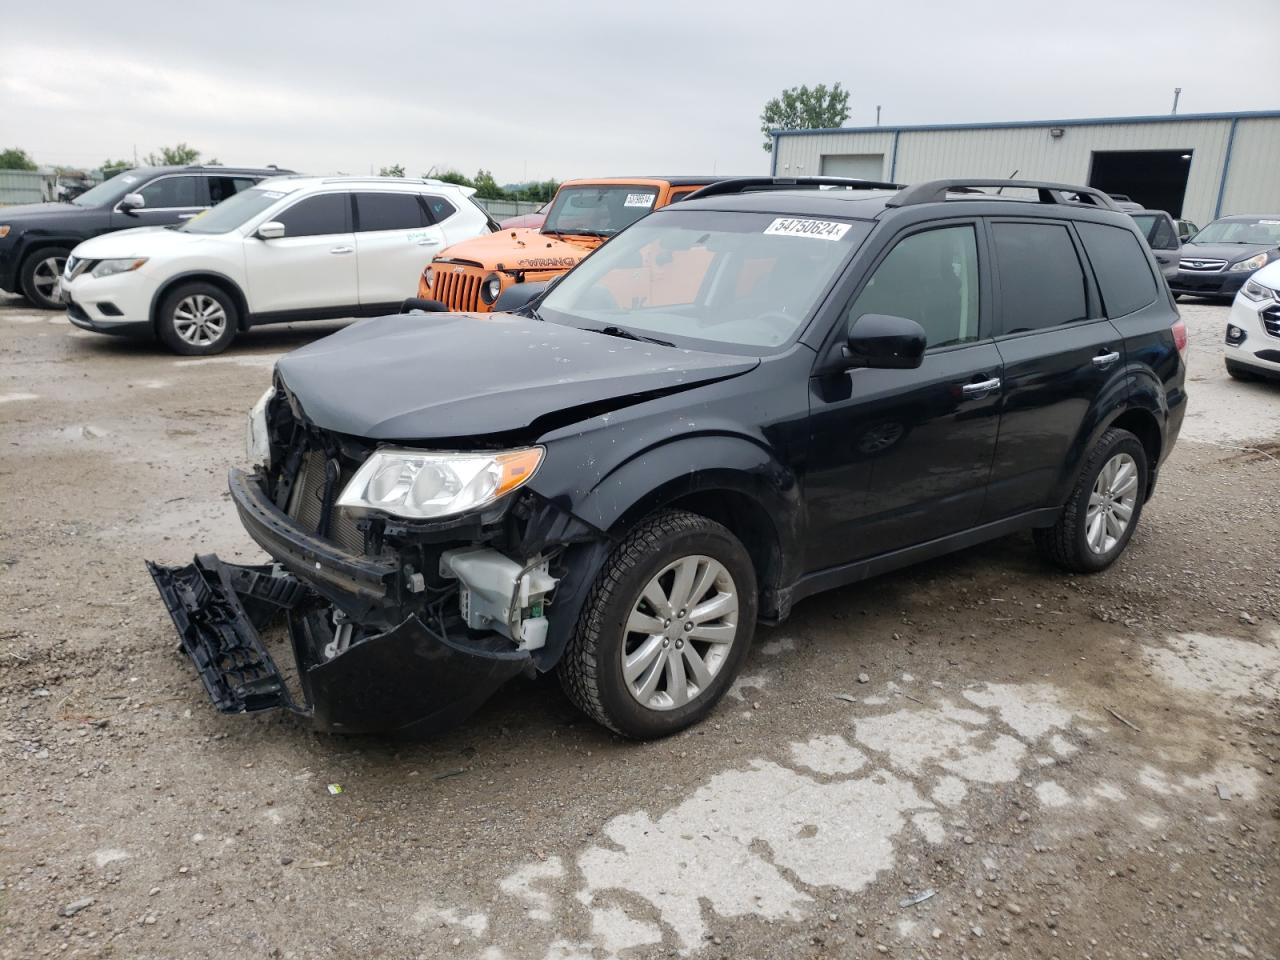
[[624, 193, 656, 208], [1260, 219, 1280, 225], [764, 218, 851, 241], [261, 191, 286, 199]]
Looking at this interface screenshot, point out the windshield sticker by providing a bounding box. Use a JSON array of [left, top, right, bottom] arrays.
[[260, 191, 286, 199], [1260, 219, 1280, 225], [624, 193, 656, 208], [121, 175, 138, 184], [764, 217, 851, 241]]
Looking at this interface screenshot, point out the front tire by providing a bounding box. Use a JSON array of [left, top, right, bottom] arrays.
[[558, 510, 757, 739], [156, 282, 238, 355], [1034, 428, 1148, 573], [19, 246, 71, 309]]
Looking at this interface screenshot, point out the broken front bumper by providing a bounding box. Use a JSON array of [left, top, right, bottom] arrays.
[[148, 550, 532, 736]]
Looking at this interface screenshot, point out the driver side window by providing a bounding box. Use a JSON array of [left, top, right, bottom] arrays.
[[847, 225, 980, 349]]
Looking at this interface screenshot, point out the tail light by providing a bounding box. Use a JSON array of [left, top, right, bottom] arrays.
[[1171, 317, 1188, 357]]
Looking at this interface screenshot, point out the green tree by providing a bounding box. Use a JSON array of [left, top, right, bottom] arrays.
[[432, 169, 474, 188], [100, 158, 130, 175], [0, 147, 38, 171], [144, 143, 201, 165], [759, 83, 850, 151], [378, 163, 405, 177], [471, 168, 504, 199]]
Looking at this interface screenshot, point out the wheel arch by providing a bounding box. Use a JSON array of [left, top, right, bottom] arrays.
[[1053, 397, 1165, 506], [149, 270, 250, 333]]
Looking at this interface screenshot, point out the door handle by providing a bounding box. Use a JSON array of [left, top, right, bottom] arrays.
[[962, 377, 1001, 397], [1092, 350, 1121, 369], [416, 238, 441, 246], [329, 246, 353, 255], [177, 213, 197, 220]]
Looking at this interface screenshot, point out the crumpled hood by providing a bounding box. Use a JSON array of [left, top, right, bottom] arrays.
[[1180, 242, 1278, 265], [435, 229, 596, 272], [274, 312, 758, 441]]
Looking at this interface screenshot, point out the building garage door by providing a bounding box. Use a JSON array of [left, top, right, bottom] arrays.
[[820, 154, 885, 179]]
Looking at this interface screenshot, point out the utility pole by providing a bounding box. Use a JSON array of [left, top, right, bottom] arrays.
[[876, 105, 882, 126], [1171, 87, 1181, 115]]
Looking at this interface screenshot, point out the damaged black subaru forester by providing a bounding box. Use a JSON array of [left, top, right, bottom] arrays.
[[150, 177, 1186, 739]]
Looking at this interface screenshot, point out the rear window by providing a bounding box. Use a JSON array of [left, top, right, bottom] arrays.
[[992, 222, 1089, 333], [1077, 222, 1159, 318]]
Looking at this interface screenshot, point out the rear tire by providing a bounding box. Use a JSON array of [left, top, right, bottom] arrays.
[[156, 282, 238, 356], [19, 246, 71, 309], [1034, 429, 1148, 573], [558, 510, 757, 739]]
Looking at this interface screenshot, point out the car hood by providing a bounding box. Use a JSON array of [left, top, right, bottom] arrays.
[[274, 311, 758, 441], [435, 229, 597, 271], [0, 202, 97, 221], [72, 226, 222, 258], [1180, 242, 1277, 263]]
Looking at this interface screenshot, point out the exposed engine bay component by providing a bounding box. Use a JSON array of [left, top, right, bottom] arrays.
[[440, 547, 558, 651]]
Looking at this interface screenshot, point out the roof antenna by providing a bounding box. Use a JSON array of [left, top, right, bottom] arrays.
[[996, 169, 1018, 195], [875, 105, 881, 126], [1171, 87, 1181, 115]]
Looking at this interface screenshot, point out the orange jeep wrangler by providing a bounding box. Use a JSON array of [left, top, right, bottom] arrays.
[[416, 177, 718, 312]]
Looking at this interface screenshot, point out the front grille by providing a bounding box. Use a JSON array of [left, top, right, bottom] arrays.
[[286, 451, 366, 555], [432, 267, 484, 312], [1262, 306, 1280, 339], [1179, 258, 1226, 272]]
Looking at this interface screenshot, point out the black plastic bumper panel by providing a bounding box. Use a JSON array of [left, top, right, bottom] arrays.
[[148, 555, 306, 715]]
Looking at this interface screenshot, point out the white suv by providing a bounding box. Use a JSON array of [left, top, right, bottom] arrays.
[[60, 177, 496, 355], [1225, 259, 1280, 382]]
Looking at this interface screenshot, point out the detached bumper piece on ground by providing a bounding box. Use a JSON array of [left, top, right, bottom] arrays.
[[148, 551, 532, 735]]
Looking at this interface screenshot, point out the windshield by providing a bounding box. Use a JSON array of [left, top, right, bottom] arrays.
[[538, 210, 868, 352], [1190, 218, 1280, 245], [178, 186, 290, 234], [541, 185, 661, 237], [71, 170, 148, 207]]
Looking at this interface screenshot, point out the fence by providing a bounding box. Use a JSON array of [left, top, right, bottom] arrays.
[[0, 170, 48, 205], [474, 198, 544, 219]]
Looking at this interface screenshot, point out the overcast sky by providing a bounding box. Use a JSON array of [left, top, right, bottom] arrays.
[[3, 0, 1277, 183]]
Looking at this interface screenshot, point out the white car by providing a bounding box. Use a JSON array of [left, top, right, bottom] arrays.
[[1225, 259, 1280, 382], [60, 176, 497, 355]]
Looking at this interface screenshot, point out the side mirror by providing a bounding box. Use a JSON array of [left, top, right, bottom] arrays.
[[844, 313, 927, 370], [257, 221, 286, 240], [119, 192, 145, 213]]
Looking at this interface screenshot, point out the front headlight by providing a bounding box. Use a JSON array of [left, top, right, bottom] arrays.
[[90, 257, 148, 278], [1241, 279, 1273, 301], [1228, 252, 1270, 273], [421, 266, 433, 290], [337, 447, 543, 520], [480, 273, 503, 305], [245, 387, 274, 466], [0, 225, 10, 239]]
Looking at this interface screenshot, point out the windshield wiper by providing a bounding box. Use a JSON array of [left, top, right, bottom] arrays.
[[544, 228, 610, 239], [592, 325, 674, 347]]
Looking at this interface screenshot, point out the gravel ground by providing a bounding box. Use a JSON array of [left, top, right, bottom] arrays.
[[1, 298, 1277, 960]]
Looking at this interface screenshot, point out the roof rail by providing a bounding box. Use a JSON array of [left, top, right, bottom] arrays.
[[317, 176, 444, 186], [684, 176, 903, 201], [886, 179, 1122, 211]]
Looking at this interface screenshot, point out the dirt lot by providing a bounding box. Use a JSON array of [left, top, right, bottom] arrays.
[[1, 298, 1277, 960]]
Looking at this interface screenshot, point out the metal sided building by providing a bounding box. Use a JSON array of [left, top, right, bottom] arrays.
[[770, 110, 1280, 227]]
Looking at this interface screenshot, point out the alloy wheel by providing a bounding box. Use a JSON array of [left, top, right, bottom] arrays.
[[1085, 452, 1138, 554], [31, 256, 66, 302], [172, 294, 228, 346], [621, 555, 739, 711]]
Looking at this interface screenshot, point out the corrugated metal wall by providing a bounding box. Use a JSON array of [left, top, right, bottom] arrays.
[[774, 116, 1280, 226], [0, 170, 48, 205]]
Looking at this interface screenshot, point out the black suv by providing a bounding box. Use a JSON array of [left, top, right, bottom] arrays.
[[149, 177, 1187, 740], [0, 164, 290, 308]]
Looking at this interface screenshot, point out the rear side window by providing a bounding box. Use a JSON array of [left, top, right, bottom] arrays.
[[847, 225, 981, 349], [206, 176, 259, 206], [276, 193, 351, 237], [992, 222, 1088, 333], [422, 195, 456, 223], [1077, 222, 1159, 318], [355, 192, 428, 231]]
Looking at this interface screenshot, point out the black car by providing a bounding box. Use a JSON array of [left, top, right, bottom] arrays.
[[0, 164, 290, 308], [149, 176, 1187, 740], [1169, 214, 1280, 300]]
